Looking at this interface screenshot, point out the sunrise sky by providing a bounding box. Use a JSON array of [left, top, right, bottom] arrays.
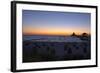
[[22, 10, 91, 36]]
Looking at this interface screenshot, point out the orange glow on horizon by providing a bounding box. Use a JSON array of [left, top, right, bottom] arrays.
[[23, 26, 90, 36]]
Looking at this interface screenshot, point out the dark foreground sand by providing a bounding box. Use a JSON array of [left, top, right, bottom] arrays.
[[23, 40, 91, 63]]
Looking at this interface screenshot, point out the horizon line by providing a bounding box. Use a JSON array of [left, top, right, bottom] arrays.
[[23, 33, 91, 36]]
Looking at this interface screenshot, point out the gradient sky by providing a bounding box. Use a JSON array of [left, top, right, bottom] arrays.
[[22, 10, 91, 36]]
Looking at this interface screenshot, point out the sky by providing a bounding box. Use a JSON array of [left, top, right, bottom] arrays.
[[22, 10, 91, 36]]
